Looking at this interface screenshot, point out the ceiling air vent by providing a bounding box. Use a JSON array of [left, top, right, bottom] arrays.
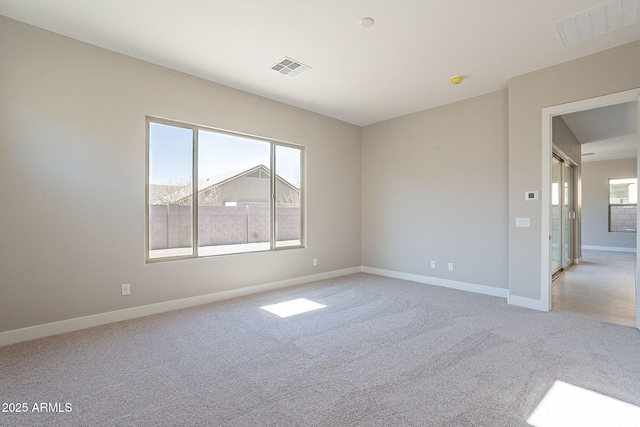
[[555, 0, 638, 46], [271, 57, 311, 78]]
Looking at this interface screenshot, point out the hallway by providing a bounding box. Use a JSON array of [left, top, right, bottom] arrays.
[[553, 249, 637, 327]]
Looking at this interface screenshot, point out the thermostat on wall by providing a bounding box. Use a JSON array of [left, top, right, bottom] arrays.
[[525, 191, 539, 201]]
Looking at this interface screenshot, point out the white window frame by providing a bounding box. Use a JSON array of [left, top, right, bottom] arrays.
[[609, 177, 637, 233], [145, 117, 305, 262]]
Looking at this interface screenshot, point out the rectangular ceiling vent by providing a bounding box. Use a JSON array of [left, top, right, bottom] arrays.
[[271, 57, 311, 78], [555, 0, 638, 46]]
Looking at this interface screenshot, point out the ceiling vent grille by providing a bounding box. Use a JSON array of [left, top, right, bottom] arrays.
[[555, 0, 638, 46], [271, 57, 311, 78]]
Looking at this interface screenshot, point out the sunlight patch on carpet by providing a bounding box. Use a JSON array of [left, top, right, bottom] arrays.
[[260, 298, 326, 318], [528, 380, 640, 427]]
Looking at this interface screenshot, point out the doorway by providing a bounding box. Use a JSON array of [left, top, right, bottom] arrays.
[[541, 88, 640, 330]]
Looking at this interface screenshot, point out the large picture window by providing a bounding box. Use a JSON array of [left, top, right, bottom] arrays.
[[147, 118, 304, 261]]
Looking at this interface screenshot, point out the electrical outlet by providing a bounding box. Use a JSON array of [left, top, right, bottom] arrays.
[[122, 283, 131, 295], [313, 258, 318, 266], [430, 261, 436, 269], [448, 263, 454, 271]]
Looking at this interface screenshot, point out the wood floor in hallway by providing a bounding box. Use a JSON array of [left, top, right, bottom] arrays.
[[553, 249, 637, 327]]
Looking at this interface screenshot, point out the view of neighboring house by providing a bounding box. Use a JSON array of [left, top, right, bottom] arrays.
[[149, 164, 300, 207], [148, 165, 302, 252]]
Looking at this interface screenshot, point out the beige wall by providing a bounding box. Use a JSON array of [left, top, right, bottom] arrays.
[[553, 117, 581, 165], [4, 13, 640, 337], [361, 90, 509, 290], [508, 40, 640, 302], [582, 158, 638, 249], [0, 17, 361, 333]]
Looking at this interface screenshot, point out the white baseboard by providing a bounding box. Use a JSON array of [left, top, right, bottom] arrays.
[[0, 267, 361, 347], [582, 245, 637, 253], [361, 266, 509, 299], [507, 294, 549, 311], [0, 266, 550, 347]]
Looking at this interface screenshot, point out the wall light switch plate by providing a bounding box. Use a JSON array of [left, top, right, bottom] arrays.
[[515, 218, 531, 228], [525, 191, 539, 201], [122, 283, 131, 295]]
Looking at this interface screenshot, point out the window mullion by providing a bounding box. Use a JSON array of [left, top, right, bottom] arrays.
[[270, 143, 276, 250], [193, 127, 199, 257]]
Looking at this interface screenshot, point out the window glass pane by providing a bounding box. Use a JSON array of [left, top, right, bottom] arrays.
[[197, 130, 271, 255], [609, 178, 637, 204], [609, 178, 637, 233], [148, 123, 194, 258], [275, 145, 302, 248]]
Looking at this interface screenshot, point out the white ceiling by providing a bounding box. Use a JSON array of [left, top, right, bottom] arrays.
[[2, 1, 640, 126], [562, 101, 638, 162]]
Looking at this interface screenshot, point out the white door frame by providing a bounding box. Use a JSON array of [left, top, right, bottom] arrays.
[[541, 88, 640, 330]]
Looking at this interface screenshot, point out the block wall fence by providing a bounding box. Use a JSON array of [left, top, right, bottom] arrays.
[[149, 205, 301, 249]]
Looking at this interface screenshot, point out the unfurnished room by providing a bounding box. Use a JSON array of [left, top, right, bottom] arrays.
[[2, 1, 640, 426]]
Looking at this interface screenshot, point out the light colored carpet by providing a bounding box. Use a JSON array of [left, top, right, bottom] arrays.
[[1, 273, 640, 426]]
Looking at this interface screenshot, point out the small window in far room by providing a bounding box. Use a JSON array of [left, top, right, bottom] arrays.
[[609, 178, 637, 232]]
